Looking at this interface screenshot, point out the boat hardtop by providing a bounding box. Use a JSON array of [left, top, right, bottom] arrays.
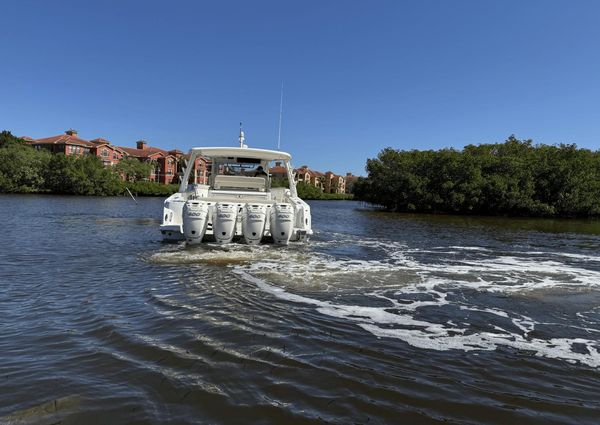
[[189, 146, 291, 161]]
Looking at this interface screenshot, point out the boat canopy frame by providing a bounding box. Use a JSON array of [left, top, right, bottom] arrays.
[[179, 147, 298, 197]]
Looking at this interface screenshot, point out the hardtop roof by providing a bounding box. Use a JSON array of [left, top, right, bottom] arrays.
[[190, 147, 291, 161]]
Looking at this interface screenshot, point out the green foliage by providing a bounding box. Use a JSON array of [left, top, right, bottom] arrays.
[[271, 177, 290, 188], [292, 182, 353, 200], [270, 178, 352, 200], [320, 192, 354, 200], [0, 130, 249, 198], [44, 154, 123, 196], [296, 182, 324, 199], [0, 144, 51, 192], [115, 157, 154, 182], [0, 132, 50, 192], [0, 130, 28, 148], [354, 136, 600, 217]]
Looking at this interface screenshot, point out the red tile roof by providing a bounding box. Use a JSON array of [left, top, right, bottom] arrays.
[[189, 154, 210, 162], [27, 131, 204, 164], [33, 134, 97, 148], [295, 168, 326, 179], [148, 147, 170, 155], [118, 146, 165, 158], [90, 138, 111, 145], [269, 166, 287, 175]]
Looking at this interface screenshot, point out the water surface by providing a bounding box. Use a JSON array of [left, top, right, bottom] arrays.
[[1, 195, 599, 424]]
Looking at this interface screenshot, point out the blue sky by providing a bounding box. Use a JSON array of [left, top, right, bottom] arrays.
[[1, 1, 599, 175]]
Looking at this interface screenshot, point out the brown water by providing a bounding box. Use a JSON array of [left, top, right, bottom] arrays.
[[1, 195, 599, 424]]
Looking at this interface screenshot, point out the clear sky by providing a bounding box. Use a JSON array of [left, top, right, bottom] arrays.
[[1, 0, 599, 175]]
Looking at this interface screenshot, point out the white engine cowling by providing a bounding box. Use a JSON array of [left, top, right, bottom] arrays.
[[182, 200, 209, 245], [242, 204, 267, 245], [213, 203, 238, 244], [270, 203, 294, 245]]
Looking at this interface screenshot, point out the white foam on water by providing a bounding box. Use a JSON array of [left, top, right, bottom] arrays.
[[395, 246, 600, 293], [244, 257, 399, 278], [223, 237, 600, 299], [234, 260, 600, 367], [150, 235, 600, 367], [527, 251, 600, 262], [447, 246, 492, 252], [370, 289, 449, 311], [148, 244, 305, 266], [359, 324, 600, 367]]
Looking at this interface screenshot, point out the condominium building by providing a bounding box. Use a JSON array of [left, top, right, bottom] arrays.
[[25, 129, 209, 185]]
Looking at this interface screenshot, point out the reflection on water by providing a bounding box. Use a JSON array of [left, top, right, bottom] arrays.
[[2, 196, 600, 424]]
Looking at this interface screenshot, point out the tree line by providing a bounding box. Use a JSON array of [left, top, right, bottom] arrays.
[[0, 130, 352, 199], [0, 131, 177, 196], [353, 136, 600, 217], [271, 178, 353, 200]]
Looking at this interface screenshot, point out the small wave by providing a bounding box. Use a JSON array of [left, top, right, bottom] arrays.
[[235, 270, 600, 368]]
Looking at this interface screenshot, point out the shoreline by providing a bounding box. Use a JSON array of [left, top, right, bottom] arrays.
[[0, 191, 355, 200], [3, 191, 598, 220]]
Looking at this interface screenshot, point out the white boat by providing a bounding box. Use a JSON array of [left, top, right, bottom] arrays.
[[160, 131, 312, 245]]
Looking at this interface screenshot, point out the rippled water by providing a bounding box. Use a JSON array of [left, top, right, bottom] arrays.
[[1, 195, 600, 424]]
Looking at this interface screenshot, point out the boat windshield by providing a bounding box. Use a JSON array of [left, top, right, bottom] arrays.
[[218, 162, 266, 177], [208, 158, 270, 192]]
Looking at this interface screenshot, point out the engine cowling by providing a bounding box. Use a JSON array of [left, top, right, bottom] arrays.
[[182, 200, 209, 245], [242, 204, 267, 245], [213, 203, 238, 244], [270, 203, 294, 245]]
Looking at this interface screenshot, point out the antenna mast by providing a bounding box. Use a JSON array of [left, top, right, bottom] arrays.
[[277, 81, 283, 150], [239, 122, 246, 148]]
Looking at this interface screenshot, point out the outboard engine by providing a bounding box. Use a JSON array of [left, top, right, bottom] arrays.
[[242, 204, 267, 245], [182, 200, 209, 245], [270, 203, 294, 245], [213, 203, 238, 244]]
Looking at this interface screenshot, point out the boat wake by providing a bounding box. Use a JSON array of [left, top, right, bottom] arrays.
[[149, 235, 600, 368]]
